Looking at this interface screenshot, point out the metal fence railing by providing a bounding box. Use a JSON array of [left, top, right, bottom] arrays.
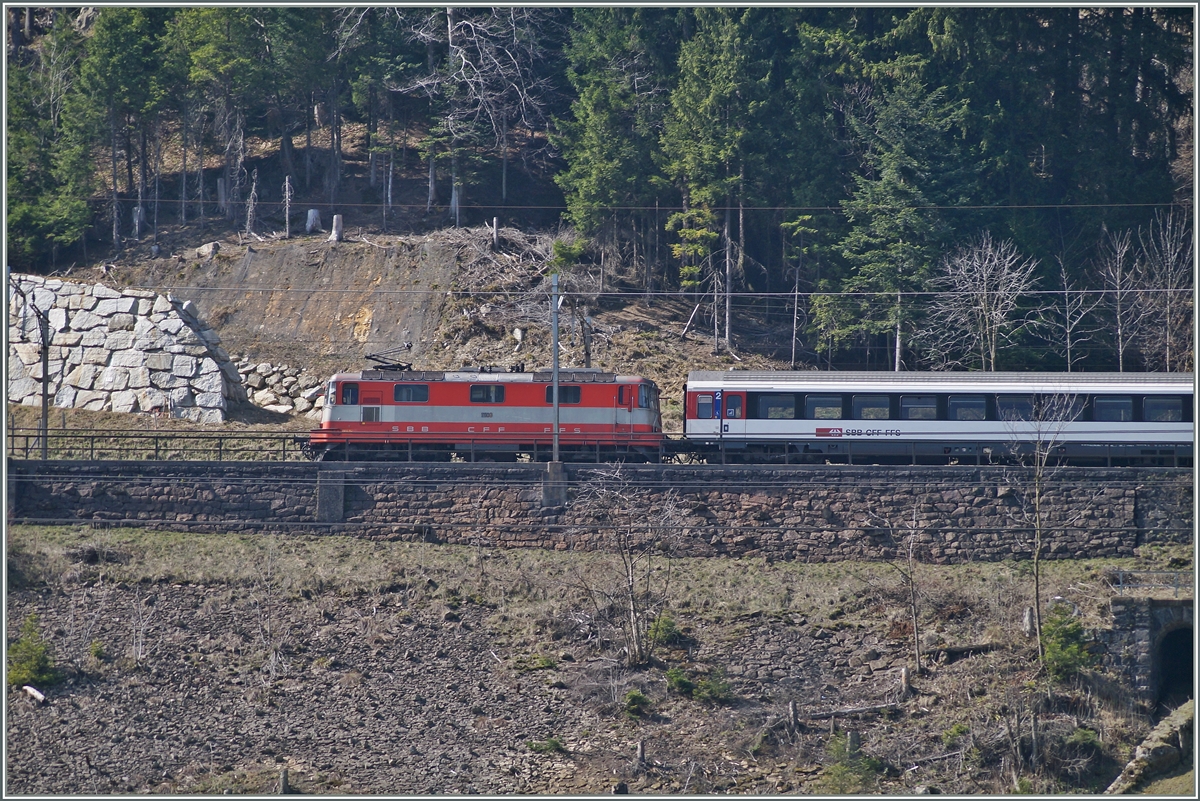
[[1107, 570, 1194, 599], [6, 427, 309, 462]]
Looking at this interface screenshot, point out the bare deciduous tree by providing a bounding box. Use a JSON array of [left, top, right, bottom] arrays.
[[1001, 392, 1087, 664], [1034, 259, 1102, 372], [1136, 209, 1194, 372], [392, 7, 557, 222], [567, 463, 686, 667], [921, 232, 1039, 371], [1097, 227, 1151, 372], [867, 507, 927, 674]]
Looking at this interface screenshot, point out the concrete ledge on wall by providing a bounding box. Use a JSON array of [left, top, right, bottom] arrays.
[[316, 468, 346, 523], [541, 461, 567, 508]]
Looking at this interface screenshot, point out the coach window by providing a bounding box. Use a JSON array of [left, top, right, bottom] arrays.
[[1093, 396, 1133, 422], [724, 394, 742, 418], [900, 395, 937, 420], [758, 394, 796, 420], [853, 394, 891, 420], [1144, 396, 1183, 422], [997, 395, 1034, 421], [340, 382, 359, 405], [1051, 395, 1086, 421], [947, 394, 986, 421], [696, 394, 714, 419], [394, 384, 430, 403], [469, 384, 505, 403], [806, 394, 843, 420], [545, 385, 581, 404]]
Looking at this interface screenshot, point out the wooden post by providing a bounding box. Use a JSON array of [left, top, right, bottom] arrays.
[[279, 768, 289, 794], [493, 216, 499, 251]]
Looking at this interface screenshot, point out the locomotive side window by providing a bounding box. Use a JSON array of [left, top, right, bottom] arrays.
[[900, 395, 937, 420], [327, 381, 337, 404], [806, 394, 843, 419], [758, 394, 796, 419], [394, 384, 430, 403], [696, 394, 714, 419], [852, 395, 890, 420], [948, 395, 986, 421], [341, 383, 359, 405], [469, 384, 505, 403], [362, 406, 381, 422], [997, 395, 1034, 421], [545, 385, 582, 404], [1093, 396, 1133, 422], [618, 386, 629, 405], [1144, 396, 1183, 422]]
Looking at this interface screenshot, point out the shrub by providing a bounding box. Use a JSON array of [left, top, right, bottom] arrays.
[[527, 736, 568, 754], [665, 666, 695, 696], [942, 722, 969, 748], [692, 667, 734, 705], [1041, 602, 1092, 681], [623, 690, 652, 719], [515, 653, 557, 672], [815, 733, 884, 794], [648, 613, 682, 646], [7, 614, 56, 688]]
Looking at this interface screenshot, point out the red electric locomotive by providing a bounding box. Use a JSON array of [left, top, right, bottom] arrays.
[[306, 366, 664, 461]]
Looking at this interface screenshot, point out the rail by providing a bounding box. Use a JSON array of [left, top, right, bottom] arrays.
[[1108, 570, 1195, 599], [6, 427, 309, 462]]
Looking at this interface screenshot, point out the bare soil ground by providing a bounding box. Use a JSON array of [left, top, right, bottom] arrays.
[[6, 526, 1190, 795]]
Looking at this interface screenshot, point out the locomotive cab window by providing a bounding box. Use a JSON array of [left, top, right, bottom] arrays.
[[947, 395, 986, 421], [469, 384, 505, 403], [696, 394, 714, 419], [1093, 396, 1133, 422], [394, 384, 430, 403], [758, 394, 796, 420], [853, 394, 891, 420], [900, 395, 937, 420], [1144, 396, 1183, 422], [545, 385, 581, 404], [806, 394, 843, 420], [340, 383, 359, 405], [639, 384, 653, 409]]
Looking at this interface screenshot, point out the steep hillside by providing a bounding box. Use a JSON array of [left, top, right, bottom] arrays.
[[60, 224, 791, 434]]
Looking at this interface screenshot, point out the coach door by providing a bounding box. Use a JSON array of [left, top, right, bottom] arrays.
[[718, 390, 746, 438], [615, 384, 633, 437]]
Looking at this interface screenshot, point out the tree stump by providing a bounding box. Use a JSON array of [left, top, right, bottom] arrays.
[[306, 209, 322, 234], [327, 214, 343, 242]]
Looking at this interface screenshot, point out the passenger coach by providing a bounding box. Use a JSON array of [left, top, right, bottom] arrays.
[[683, 371, 1194, 466], [308, 367, 664, 461]]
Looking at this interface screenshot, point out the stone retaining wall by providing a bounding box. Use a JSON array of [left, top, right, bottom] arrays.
[[232, 357, 326, 419], [7, 463, 1191, 564], [8, 275, 244, 422]]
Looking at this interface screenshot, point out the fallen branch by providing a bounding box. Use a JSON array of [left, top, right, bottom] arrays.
[[906, 749, 965, 768], [802, 702, 898, 720], [22, 685, 45, 703]]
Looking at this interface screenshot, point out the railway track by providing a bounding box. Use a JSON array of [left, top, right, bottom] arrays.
[[6, 425, 1195, 469]]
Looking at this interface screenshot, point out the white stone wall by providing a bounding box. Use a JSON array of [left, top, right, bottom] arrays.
[[8, 275, 246, 423]]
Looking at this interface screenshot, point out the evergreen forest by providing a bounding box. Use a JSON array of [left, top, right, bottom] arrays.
[[6, 6, 1194, 372]]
